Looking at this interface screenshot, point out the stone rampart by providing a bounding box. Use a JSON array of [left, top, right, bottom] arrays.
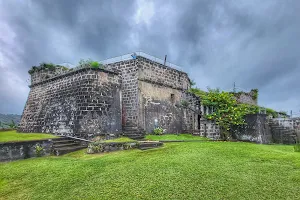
[[19, 68, 122, 139]]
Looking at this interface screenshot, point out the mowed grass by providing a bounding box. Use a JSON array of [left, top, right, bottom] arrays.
[[0, 130, 58, 142], [102, 137, 136, 143], [145, 133, 209, 141], [1, 142, 300, 200]]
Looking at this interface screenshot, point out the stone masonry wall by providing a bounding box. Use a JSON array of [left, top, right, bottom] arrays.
[[137, 56, 190, 90], [136, 56, 199, 133], [233, 91, 257, 105], [138, 81, 184, 133], [106, 60, 139, 127], [19, 68, 122, 139], [31, 67, 67, 85], [0, 138, 57, 162]]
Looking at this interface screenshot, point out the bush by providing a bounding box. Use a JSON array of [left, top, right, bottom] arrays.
[[153, 127, 164, 135], [294, 144, 300, 152], [78, 59, 104, 69], [90, 61, 100, 68], [35, 145, 44, 157]]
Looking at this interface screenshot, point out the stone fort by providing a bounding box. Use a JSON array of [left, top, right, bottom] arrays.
[[19, 52, 258, 140]]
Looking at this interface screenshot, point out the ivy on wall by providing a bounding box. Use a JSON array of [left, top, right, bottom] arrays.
[[189, 86, 288, 139], [189, 87, 261, 139]]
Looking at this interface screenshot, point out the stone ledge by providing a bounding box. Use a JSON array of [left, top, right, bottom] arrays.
[[29, 67, 120, 88]]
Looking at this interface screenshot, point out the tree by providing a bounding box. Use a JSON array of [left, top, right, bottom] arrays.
[[7, 120, 17, 129], [190, 88, 259, 140]]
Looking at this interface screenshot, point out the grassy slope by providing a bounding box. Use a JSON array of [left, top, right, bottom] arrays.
[[1, 142, 300, 200], [145, 134, 209, 141], [0, 130, 58, 142]]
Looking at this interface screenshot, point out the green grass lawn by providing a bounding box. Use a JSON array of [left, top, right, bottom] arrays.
[[0, 130, 58, 142], [1, 142, 299, 200], [101, 136, 136, 143], [145, 133, 209, 141]]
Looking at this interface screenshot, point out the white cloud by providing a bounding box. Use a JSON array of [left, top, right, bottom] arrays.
[[134, 0, 155, 25]]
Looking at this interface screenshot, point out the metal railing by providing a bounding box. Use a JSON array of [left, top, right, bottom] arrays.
[[99, 51, 183, 71], [28, 51, 185, 86]]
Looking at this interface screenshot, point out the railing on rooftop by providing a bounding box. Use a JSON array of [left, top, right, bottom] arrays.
[[99, 51, 183, 71], [27, 51, 184, 86]]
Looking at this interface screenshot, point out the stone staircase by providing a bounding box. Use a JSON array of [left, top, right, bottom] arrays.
[[122, 125, 145, 140], [138, 141, 163, 150], [52, 138, 88, 156]]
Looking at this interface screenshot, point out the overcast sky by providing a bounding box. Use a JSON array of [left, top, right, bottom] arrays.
[[1, 0, 300, 116]]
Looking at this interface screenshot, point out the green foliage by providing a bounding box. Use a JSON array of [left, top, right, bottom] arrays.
[[190, 80, 196, 86], [266, 108, 279, 118], [78, 58, 104, 69], [7, 120, 17, 129], [90, 61, 100, 68], [188, 87, 207, 97], [295, 144, 300, 152], [180, 100, 189, 108], [251, 89, 259, 101], [153, 127, 164, 135], [191, 88, 260, 139], [35, 145, 44, 157], [89, 143, 104, 153], [278, 111, 288, 116], [28, 63, 69, 74]]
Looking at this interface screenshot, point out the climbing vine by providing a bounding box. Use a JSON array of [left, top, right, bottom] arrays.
[[190, 87, 259, 139]]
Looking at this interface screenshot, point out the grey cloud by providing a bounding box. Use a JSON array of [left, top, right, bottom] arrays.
[[0, 0, 300, 115]]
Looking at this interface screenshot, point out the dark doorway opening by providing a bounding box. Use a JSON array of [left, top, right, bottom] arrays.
[[197, 115, 201, 130]]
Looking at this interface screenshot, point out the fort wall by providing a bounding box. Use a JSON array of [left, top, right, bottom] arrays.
[[19, 68, 122, 139]]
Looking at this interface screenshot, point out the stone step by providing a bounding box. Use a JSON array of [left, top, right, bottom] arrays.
[[52, 139, 76, 144], [53, 142, 80, 148], [123, 127, 139, 131], [138, 141, 163, 150], [122, 129, 140, 133], [53, 145, 87, 156]]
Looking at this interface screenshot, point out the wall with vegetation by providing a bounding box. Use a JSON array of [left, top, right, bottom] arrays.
[[0, 139, 59, 162]]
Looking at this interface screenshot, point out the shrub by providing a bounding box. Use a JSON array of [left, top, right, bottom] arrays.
[[88, 143, 104, 153], [90, 61, 100, 68], [153, 127, 164, 135], [180, 100, 189, 108], [294, 144, 300, 152], [35, 145, 44, 157], [28, 63, 68, 74], [78, 59, 104, 69]]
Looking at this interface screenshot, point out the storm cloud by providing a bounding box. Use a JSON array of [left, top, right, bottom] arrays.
[[1, 0, 300, 116]]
